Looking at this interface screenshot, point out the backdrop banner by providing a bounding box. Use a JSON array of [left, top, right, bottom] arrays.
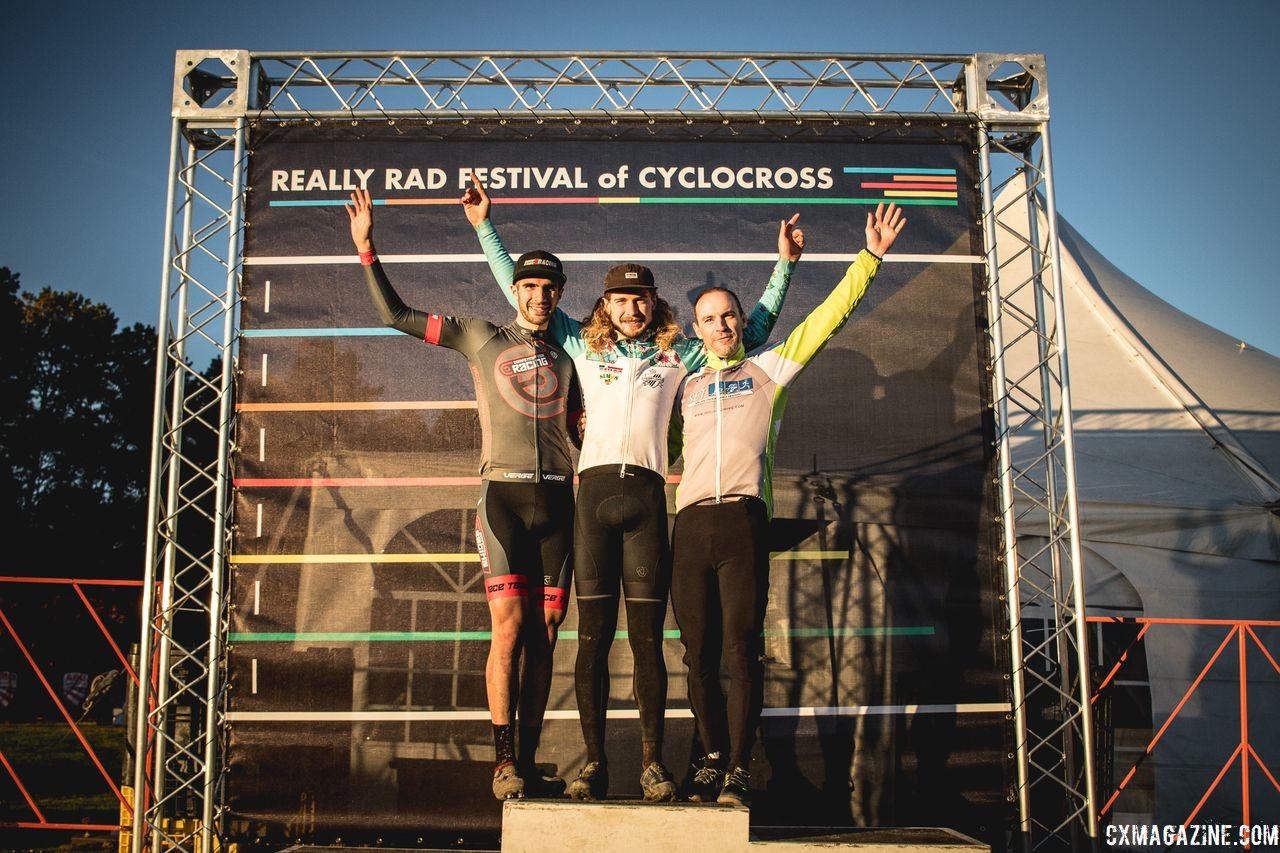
[[229, 122, 1009, 844]]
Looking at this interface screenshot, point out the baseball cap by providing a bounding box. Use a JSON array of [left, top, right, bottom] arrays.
[[603, 263, 656, 294], [512, 250, 566, 286]]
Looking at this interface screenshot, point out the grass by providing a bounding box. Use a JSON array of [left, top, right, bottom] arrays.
[[0, 722, 128, 828]]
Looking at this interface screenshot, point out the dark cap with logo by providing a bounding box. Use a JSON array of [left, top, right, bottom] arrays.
[[512, 250, 566, 286], [603, 263, 657, 294]]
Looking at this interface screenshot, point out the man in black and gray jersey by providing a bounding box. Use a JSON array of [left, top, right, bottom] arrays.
[[347, 188, 579, 800]]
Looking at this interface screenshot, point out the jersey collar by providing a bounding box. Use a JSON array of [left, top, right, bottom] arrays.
[[706, 342, 746, 370]]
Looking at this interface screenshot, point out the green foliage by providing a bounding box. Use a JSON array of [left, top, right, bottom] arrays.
[[0, 268, 156, 578]]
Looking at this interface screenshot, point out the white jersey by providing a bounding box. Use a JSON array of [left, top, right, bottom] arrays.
[[476, 220, 796, 476]]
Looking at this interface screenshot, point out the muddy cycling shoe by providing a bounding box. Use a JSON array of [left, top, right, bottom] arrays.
[[567, 761, 609, 801], [686, 755, 725, 802], [491, 762, 525, 800], [640, 761, 678, 802], [521, 767, 567, 798], [716, 765, 750, 806]]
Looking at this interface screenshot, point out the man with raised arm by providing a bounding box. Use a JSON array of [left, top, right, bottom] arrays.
[[672, 203, 907, 807], [461, 177, 805, 802], [347, 188, 579, 801]]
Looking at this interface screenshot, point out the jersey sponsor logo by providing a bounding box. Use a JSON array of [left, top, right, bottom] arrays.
[[688, 376, 755, 407], [641, 369, 666, 389], [499, 351, 552, 376], [541, 472, 568, 482], [585, 349, 618, 364], [597, 364, 624, 385], [503, 471, 536, 480], [493, 342, 567, 419]]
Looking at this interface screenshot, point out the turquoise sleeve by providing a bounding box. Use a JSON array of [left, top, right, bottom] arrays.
[[743, 258, 797, 350], [476, 219, 517, 308], [476, 219, 583, 355]]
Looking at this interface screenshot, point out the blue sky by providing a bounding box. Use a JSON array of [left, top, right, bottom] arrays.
[[3, 0, 1277, 356]]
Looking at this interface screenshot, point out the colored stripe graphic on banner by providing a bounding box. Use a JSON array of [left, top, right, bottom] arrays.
[[229, 625, 934, 642], [243, 252, 982, 266], [226, 703, 1011, 722], [233, 477, 480, 487], [236, 401, 478, 412], [270, 195, 957, 207], [233, 475, 686, 487], [229, 549, 848, 565], [844, 166, 959, 202]]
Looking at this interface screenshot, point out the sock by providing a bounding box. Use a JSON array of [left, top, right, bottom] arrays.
[[493, 723, 515, 767]]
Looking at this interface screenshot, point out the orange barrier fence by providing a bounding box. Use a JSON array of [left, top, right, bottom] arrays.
[[1089, 616, 1280, 829], [0, 576, 143, 834]]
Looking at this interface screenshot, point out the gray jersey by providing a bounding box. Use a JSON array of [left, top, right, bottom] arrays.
[[363, 261, 578, 482]]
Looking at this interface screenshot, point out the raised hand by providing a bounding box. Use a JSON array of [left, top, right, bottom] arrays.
[[460, 173, 491, 226], [346, 188, 374, 253], [865, 202, 906, 257], [778, 212, 805, 261]]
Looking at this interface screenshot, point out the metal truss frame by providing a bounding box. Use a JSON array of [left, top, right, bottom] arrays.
[[135, 50, 1091, 853]]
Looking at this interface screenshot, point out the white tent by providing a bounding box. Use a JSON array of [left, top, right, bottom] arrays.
[[1000, 186, 1280, 826]]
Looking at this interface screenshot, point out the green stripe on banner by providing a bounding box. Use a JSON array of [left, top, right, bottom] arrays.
[[639, 197, 956, 206], [230, 626, 935, 642]]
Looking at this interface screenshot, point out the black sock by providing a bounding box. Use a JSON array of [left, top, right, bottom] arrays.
[[493, 723, 515, 767]]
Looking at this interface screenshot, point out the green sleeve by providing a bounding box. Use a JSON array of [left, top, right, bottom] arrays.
[[667, 407, 684, 465], [742, 258, 797, 350], [774, 251, 880, 373]]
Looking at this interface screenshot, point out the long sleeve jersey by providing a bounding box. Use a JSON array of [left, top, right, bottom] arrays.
[[674, 250, 882, 514], [476, 219, 796, 476], [362, 259, 578, 483]]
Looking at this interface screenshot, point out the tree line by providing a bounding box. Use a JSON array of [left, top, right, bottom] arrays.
[[1, 267, 156, 580]]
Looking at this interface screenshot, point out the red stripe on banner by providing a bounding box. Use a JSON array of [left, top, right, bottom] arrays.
[[498, 197, 599, 204], [0, 576, 143, 587], [234, 477, 480, 487], [425, 313, 444, 345], [485, 575, 528, 600], [542, 588, 569, 611], [235, 476, 679, 487], [861, 182, 958, 190]]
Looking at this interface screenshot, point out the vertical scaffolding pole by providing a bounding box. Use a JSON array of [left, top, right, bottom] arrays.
[[1038, 125, 1099, 844], [132, 116, 183, 853], [201, 116, 246, 850], [978, 125, 1033, 849]]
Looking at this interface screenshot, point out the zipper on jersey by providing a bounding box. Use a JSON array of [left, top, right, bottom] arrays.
[[533, 338, 541, 484], [620, 340, 635, 478], [714, 367, 723, 502]]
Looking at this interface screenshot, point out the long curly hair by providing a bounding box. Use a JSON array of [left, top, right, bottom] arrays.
[[581, 296, 682, 353]]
